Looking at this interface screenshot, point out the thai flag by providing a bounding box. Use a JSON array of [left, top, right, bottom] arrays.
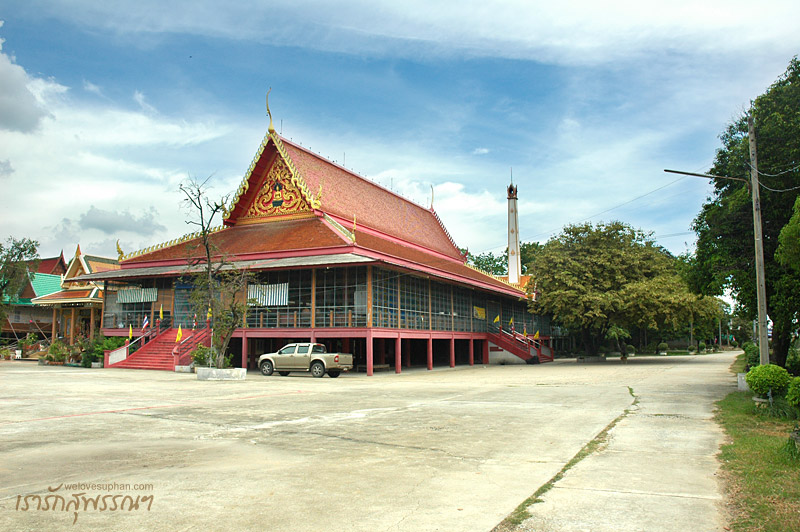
[[142, 315, 150, 331]]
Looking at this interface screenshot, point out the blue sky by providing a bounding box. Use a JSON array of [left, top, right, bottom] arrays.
[[1, 1, 799, 261]]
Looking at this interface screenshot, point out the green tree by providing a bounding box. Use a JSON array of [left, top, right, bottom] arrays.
[[691, 57, 800, 367], [528, 221, 718, 355], [0, 237, 39, 324], [462, 249, 507, 275], [462, 241, 541, 276]]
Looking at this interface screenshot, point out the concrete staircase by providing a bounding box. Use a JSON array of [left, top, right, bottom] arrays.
[[110, 329, 181, 371], [486, 329, 554, 363]]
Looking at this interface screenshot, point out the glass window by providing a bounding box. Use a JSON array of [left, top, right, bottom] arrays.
[[372, 267, 398, 328], [296, 344, 310, 354], [246, 269, 312, 328], [315, 266, 367, 328], [279, 345, 296, 354]]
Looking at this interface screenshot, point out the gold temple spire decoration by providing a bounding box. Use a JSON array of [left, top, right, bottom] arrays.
[[116, 240, 124, 261], [266, 87, 275, 134]]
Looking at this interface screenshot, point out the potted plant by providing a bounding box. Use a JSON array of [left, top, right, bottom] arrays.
[[658, 342, 669, 356], [19, 332, 38, 355], [47, 340, 68, 366]]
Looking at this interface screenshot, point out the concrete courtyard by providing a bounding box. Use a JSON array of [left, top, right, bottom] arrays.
[[0, 353, 737, 531]]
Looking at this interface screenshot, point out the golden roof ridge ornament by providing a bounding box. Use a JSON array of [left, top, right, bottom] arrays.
[[266, 87, 275, 134]]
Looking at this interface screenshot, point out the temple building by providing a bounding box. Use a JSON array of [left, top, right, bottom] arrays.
[[77, 109, 552, 373], [32, 246, 119, 345]]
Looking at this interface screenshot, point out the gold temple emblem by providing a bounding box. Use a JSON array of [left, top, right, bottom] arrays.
[[243, 158, 313, 220]]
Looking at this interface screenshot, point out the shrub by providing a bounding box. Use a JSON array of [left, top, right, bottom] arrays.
[[787, 377, 800, 408], [658, 342, 669, 353], [191, 345, 214, 367], [731, 340, 738, 348], [786, 349, 800, 376], [48, 340, 68, 362], [698, 341, 706, 352], [688, 345, 696, 353], [743, 342, 760, 368], [746, 364, 792, 397]]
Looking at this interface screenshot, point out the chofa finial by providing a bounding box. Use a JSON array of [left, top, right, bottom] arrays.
[[266, 87, 275, 134]]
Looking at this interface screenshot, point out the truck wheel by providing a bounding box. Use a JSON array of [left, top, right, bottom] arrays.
[[310, 361, 325, 378], [260, 360, 274, 376], [327, 370, 341, 378]]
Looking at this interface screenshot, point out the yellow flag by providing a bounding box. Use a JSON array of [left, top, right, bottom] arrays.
[[206, 306, 212, 320], [175, 325, 183, 343], [533, 330, 539, 339], [128, 324, 133, 340], [509, 317, 514, 326], [493, 315, 500, 324], [159, 304, 163, 320]]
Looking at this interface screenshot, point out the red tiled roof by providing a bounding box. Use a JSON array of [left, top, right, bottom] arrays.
[[33, 254, 67, 275], [281, 138, 463, 260], [85, 256, 120, 273], [35, 289, 95, 301], [354, 231, 524, 296], [124, 217, 349, 264]]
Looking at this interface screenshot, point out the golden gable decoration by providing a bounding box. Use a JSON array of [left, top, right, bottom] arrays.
[[241, 157, 313, 221]]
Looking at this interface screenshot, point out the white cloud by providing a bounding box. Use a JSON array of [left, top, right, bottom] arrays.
[[472, 148, 489, 155], [83, 80, 103, 96], [32, 1, 800, 66], [133, 90, 156, 114], [0, 47, 240, 258], [0, 24, 48, 133]]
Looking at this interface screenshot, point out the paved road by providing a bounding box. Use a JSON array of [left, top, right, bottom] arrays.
[[0, 353, 736, 531]]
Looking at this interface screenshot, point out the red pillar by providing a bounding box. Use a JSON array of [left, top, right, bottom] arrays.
[[469, 338, 474, 366], [377, 338, 386, 365], [427, 337, 433, 370], [366, 332, 374, 376], [395, 336, 401, 374], [482, 339, 489, 364], [449, 337, 455, 368], [241, 333, 248, 369]]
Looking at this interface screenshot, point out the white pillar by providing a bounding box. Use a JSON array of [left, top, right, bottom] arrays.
[[507, 183, 521, 284]]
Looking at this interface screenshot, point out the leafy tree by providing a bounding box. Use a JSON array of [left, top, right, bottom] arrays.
[[462, 248, 507, 275], [519, 241, 542, 274], [528, 221, 719, 355], [0, 237, 39, 324], [181, 178, 252, 368], [690, 57, 800, 367], [462, 241, 542, 276]]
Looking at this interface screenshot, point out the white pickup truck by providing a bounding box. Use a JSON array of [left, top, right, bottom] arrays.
[[257, 343, 353, 378]]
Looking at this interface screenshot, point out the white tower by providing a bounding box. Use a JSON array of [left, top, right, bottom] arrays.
[[507, 183, 521, 284]]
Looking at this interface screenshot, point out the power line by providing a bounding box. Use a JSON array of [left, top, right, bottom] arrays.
[[524, 175, 688, 241]]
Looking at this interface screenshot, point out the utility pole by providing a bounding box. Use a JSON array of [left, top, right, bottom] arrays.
[[749, 112, 770, 366]]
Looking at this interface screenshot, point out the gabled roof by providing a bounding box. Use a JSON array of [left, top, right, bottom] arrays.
[[63, 245, 119, 283], [28, 253, 67, 275], [222, 132, 464, 260], [111, 125, 522, 298]]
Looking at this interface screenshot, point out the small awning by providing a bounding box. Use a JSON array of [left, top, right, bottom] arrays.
[[117, 287, 158, 304]]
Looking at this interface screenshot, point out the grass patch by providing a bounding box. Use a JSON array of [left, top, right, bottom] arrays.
[[493, 388, 639, 531], [715, 355, 800, 531]]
